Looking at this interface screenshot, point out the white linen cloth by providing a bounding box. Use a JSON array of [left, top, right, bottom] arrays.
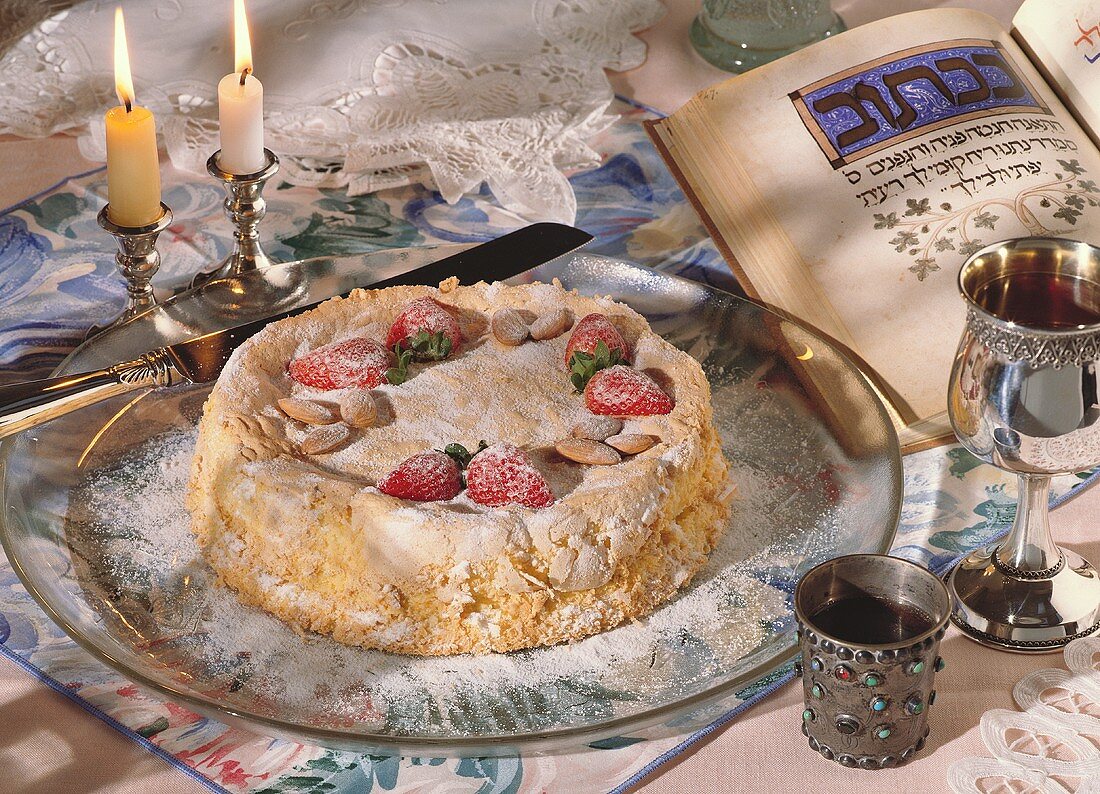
[[0, 0, 663, 223]]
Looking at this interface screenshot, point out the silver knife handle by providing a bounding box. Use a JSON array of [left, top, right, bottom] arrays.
[[0, 349, 181, 440]]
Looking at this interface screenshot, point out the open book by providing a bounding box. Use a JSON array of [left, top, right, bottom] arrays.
[[647, 2, 1100, 453]]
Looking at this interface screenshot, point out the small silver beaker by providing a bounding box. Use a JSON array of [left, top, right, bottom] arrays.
[[795, 554, 950, 769]]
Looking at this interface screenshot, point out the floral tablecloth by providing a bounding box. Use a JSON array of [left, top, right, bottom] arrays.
[[0, 103, 1095, 793]]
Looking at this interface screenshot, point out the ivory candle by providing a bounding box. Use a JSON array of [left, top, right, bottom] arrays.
[[105, 7, 162, 227], [217, 0, 265, 174]]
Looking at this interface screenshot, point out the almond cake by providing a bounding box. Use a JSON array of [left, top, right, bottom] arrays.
[[187, 278, 730, 655]]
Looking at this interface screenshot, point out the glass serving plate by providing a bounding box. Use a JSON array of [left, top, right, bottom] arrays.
[[0, 248, 901, 756]]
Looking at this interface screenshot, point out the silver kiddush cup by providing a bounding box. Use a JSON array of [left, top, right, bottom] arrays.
[[795, 555, 951, 769], [946, 238, 1100, 652]]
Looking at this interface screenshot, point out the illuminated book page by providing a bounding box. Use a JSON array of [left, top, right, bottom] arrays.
[[649, 8, 1100, 437], [1014, 0, 1100, 143]]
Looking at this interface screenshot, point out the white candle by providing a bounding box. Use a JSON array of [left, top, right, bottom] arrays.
[[217, 0, 264, 174], [106, 8, 162, 227]]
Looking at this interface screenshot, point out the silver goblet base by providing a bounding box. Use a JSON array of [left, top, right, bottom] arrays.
[[947, 543, 1100, 653]]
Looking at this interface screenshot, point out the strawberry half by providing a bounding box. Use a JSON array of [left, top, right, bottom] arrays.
[[584, 365, 674, 417], [465, 444, 555, 509], [289, 337, 391, 390], [564, 313, 630, 368], [385, 297, 463, 360], [378, 451, 462, 502]]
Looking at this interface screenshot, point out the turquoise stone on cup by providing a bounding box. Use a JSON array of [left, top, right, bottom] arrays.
[[690, 0, 845, 73]]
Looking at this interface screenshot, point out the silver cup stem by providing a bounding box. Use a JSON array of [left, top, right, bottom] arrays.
[[92, 202, 173, 339], [997, 475, 1061, 574], [194, 148, 279, 285]]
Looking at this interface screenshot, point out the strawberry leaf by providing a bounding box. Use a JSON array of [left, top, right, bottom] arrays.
[[593, 339, 611, 369], [385, 344, 414, 385], [443, 443, 472, 467], [440, 440, 488, 469], [407, 330, 453, 361], [441, 439, 489, 488], [568, 340, 623, 392]]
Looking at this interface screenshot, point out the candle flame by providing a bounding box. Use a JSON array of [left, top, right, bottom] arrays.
[[234, 0, 253, 76], [113, 7, 135, 110]]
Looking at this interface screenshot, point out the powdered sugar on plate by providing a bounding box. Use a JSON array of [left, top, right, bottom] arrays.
[[67, 426, 798, 737]]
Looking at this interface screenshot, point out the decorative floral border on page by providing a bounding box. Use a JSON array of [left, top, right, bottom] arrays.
[[871, 157, 1100, 280]]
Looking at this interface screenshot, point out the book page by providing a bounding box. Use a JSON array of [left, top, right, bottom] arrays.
[[1014, 0, 1100, 143], [652, 8, 1100, 427]]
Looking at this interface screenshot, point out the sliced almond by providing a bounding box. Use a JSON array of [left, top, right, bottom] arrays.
[[300, 423, 350, 455], [570, 415, 623, 442], [530, 307, 575, 340], [606, 433, 659, 455], [339, 389, 378, 428], [555, 438, 621, 465], [277, 397, 337, 425], [491, 307, 530, 346]]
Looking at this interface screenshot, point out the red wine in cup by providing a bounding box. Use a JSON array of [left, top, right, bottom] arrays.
[[809, 596, 936, 644], [973, 273, 1100, 329]]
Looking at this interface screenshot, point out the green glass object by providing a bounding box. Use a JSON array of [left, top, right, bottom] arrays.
[[690, 0, 846, 74]]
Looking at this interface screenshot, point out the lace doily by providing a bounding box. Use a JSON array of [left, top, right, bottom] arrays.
[[950, 636, 1100, 793], [0, 0, 664, 223]]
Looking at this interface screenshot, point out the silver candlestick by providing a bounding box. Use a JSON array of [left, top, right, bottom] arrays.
[[92, 202, 173, 338], [194, 147, 279, 285]]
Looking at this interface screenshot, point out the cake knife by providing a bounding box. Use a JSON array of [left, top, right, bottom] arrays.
[[0, 222, 593, 440]]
